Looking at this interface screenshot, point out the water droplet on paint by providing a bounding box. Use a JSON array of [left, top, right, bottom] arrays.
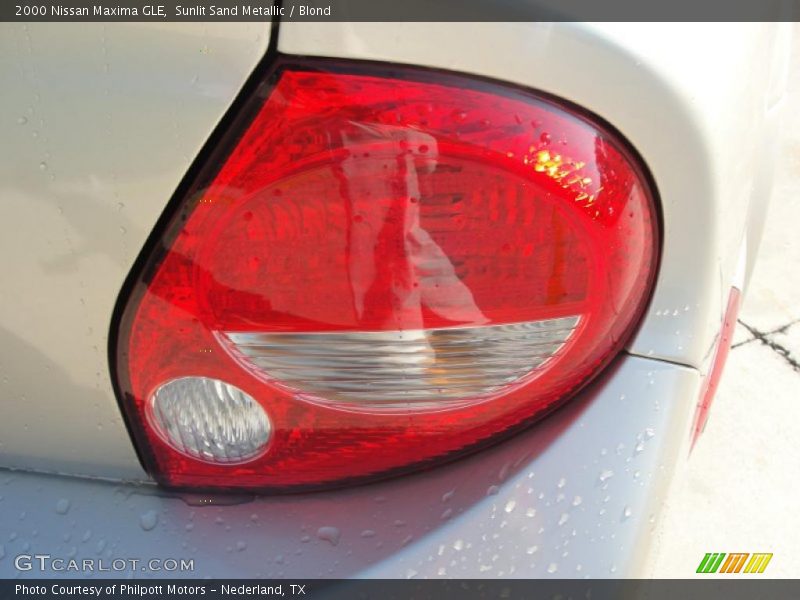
[[139, 510, 158, 531], [316, 526, 340, 546], [599, 469, 614, 482]]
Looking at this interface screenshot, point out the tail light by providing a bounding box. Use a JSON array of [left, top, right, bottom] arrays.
[[113, 60, 659, 491]]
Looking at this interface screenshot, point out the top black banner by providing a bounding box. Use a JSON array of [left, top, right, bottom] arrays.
[[3, 0, 800, 22]]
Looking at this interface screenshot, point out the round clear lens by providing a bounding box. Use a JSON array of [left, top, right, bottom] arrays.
[[148, 377, 270, 464]]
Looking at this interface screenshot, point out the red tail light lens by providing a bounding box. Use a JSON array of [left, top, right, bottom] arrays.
[[114, 61, 659, 491]]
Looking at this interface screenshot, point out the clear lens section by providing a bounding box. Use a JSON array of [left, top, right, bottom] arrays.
[[148, 377, 271, 464], [221, 316, 579, 411]]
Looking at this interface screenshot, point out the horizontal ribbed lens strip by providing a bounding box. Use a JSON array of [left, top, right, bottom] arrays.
[[219, 317, 579, 410]]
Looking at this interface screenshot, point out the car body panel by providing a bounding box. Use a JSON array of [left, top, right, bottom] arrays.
[[0, 23, 269, 478]]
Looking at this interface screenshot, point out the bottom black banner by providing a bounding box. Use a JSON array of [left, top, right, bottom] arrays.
[[3, 580, 800, 600]]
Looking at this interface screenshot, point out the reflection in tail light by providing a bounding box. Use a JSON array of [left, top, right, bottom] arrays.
[[113, 61, 659, 491]]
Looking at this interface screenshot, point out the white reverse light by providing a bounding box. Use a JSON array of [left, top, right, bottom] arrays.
[[148, 377, 271, 464]]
